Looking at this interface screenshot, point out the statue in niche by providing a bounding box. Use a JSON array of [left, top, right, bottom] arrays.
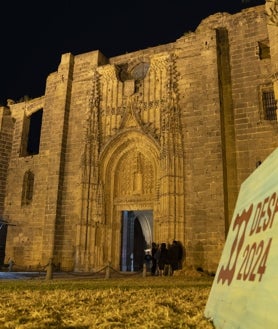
[[133, 153, 143, 195], [133, 172, 143, 194]]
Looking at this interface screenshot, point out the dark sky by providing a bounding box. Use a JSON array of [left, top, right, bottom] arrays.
[[0, 0, 265, 105]]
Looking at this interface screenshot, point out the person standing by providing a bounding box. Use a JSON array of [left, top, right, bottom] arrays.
[[168, 240, 180, 275], [144, 251, 152, 272], [151, 242, 158, 276], [157, 243, 168, 276]]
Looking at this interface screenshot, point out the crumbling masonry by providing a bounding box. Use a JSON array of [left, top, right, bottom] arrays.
[[0, 4, 278, 273]]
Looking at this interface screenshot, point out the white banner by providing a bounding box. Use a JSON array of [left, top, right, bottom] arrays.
[[204, 148, 278, 329]]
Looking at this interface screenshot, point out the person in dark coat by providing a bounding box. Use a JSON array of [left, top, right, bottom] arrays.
[[157, 243, 168, 276], [168, 240, 180, 275], [151, 242, 158, 276]]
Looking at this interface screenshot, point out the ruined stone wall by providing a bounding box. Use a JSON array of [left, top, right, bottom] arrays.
[[173, 27, 226, 271], [227, 7, 278, 180], [2, 4, 277, 273], [178, 5, 278, 271], [266, 1, 278, 132], [185, 5, 278, 270], [55, 51, 108, 271], [0, 106, 14, 217], [3, 97, 48, 267]]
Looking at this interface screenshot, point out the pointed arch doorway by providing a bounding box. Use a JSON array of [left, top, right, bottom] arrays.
[[120, 210, 153, 272], [99, 130, 160, 271]]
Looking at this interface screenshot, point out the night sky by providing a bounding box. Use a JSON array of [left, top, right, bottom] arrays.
[[0, 0, 265, 105]]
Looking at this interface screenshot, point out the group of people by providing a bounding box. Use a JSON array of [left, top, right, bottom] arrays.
[[144, 240, 184, 276]]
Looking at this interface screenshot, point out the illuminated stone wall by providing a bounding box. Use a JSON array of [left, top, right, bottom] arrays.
[[1, 4, 277, 273]]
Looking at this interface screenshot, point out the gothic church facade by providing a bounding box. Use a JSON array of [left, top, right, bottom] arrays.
[[0, 4, 278, 273]]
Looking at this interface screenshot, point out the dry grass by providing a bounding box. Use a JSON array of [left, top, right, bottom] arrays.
[[0, 270, 215, 329]]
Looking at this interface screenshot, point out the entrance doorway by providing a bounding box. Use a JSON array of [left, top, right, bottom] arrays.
[[120, 210, 153, 272]]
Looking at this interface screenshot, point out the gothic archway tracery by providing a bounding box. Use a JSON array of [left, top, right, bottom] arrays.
[[99, 130, 160, 269]]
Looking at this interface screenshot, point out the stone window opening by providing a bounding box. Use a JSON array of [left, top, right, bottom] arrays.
[[21, 170, 34, 206], [118, 62, 150, 82], [20, 108, 43, 156], [261, 89, 277, 121], [258, 39, 270, 60], [130, 62, 150, 80]]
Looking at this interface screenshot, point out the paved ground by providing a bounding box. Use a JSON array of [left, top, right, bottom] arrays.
[[0, 267, 214, 281], [0, 271, 44, 280], [0, 270, 144, 280]]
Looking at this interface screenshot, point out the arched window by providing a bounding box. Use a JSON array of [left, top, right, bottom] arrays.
[[21, 170, 34, 206]]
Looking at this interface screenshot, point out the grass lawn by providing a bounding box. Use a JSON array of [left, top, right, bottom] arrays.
[[0, 270, 215, 329]]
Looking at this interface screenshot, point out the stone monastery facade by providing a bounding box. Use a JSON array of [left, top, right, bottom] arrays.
[[0, 4, 278, 273]]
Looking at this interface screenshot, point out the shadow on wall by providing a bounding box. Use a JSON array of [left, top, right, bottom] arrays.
[[193, 241, 205, 271]]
